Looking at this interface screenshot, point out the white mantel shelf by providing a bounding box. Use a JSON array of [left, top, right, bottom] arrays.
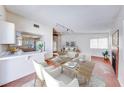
[[0, 51, 42, 61]]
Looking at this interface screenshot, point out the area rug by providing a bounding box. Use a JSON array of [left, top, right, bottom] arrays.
[[21, 75, 105, 87], [77, 61, 95, 81], [88, 75, 105, 87]]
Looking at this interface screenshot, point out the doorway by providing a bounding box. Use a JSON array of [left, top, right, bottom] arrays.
[[53, 28, 61, 53]]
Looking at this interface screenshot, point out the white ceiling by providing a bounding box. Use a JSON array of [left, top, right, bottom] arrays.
[[5, 5, 121, 33]]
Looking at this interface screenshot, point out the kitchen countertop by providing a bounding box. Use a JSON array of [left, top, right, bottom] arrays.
[[0, 51, 43, 61]]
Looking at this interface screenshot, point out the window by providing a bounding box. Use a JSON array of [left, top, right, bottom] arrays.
[[90, 38, 108, 49]]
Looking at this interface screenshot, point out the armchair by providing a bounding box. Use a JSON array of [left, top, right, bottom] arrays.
[[72, 53, 91, 62]]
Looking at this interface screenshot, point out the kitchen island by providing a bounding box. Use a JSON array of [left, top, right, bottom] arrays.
[[0, 51, 43, 61], [0, 51, 45, 86]]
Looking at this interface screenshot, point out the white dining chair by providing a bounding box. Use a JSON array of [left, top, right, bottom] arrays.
[[32, 59, 55, 86]]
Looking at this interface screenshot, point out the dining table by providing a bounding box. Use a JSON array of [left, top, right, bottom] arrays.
[[61, 61, 96, 84]]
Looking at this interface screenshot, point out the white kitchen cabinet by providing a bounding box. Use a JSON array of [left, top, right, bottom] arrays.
[[0, 21, 15, 44]]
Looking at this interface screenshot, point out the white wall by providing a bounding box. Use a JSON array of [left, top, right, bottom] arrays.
[[6, 11, 53, 53], [61, 33, 109, 57], [111, 6, 124, 86]]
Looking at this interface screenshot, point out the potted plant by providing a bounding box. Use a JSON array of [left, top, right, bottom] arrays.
[[38, 43, 43, 51], [102, 50, 110, 61], [36, 41, 44, 52]]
